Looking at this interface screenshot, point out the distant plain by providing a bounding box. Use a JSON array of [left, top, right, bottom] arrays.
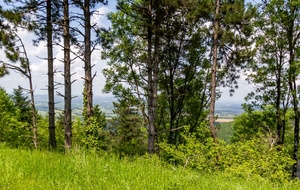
[[34, 94, 243, 119]]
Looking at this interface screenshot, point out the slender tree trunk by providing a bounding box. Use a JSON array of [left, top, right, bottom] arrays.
[[15, 33, 38, 149], [282, 111, 286, 144], [276, 53, 282, 145], [168, 70, 175, 144], [152, 10, 160, 153], [28, 68, 38, 149], [83, 0, 93, 121], [290, 75, 299, 178], [147, 0, 155, 154], [287, 24, 299, 178], [47, 0, 56, 150], [63, 0, 72, 150], [146, 0, 161, 155], [291, 76, 299, 178], [209, 0, 220, 143]]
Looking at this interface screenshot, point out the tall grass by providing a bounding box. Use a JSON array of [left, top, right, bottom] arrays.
[[0, 144, 299, 190]]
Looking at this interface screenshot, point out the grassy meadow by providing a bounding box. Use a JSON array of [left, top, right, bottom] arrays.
[[1, 144, 300, 190]]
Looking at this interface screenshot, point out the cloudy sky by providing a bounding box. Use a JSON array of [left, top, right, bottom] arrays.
[[0, 1, 252, 104], [0, 2, 114, 95]]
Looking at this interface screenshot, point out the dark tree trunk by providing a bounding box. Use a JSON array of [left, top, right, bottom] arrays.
[[83, 0, 94, 121], [282, 111, 286, 144], [47, 0, 56, 150], [168, 64, 175, 144], [63, 0, 72, 150], [152, 10, 160, 153], [147, 0, 155, 154], [190, 70, 210, 132], [209, 0, 220, 143], [275, 51, 283, 145], [147, 0, 161, 155], [287, 23, 299, 178], [165, 31, 186, 145], [291, 75, 299, 178], [292, 94, 299, 178]]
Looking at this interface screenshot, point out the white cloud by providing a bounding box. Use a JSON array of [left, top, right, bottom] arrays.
[[91, 6, 111, 27], [218, 76, 254, 104], [0, 2, 116, 97]]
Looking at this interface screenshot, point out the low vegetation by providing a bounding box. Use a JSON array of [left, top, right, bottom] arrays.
[[0, 144, 299, 190]]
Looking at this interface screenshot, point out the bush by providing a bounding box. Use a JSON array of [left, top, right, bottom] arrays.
[[160, 126, 221, 172], [222, 138, 294, 182], [160, 126, 294, 182]]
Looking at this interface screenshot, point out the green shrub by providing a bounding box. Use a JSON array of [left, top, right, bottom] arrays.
[[222, 138, 294, 182], [160, 126, 294, 182], [160, 126, 221, 172], [231, 106, 277, 143]]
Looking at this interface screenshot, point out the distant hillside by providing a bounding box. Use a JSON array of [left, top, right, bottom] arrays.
[[215, 101, 244, 118], [34, 94, 115, 117], [34, 94, 244, 118]]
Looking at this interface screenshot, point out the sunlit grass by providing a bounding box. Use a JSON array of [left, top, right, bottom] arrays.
[[0, 144, 299, 190]]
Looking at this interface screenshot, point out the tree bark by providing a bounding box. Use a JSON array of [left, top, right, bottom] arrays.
[[275, 50, 283, 145], [10, 33, 38, 149], [147, 0, 155, 155], [47, 0, 56, 150], [146, 0, 161, 155], [63, 0, 72, 150], [83, 0, 94, 121], [287, 19, 299, 178], [28, 65, 38, 149], [209, 0, 220, 143], [290, 69, 299, 178], [152, 3, 160, 153], [282, 111, 286, 144], [291, 75, 299, 178], [17, 34, 38, 149]]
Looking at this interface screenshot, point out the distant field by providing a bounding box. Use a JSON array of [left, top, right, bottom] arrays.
[[216, 118, 234, 122], [33, 95, 244, 119]]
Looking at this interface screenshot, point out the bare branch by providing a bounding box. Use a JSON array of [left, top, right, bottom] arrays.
[[56, 91, 66, 98], [156, 126, 186, 135]]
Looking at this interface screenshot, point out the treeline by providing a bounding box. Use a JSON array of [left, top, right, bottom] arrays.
[[1, 0, 300, 181]]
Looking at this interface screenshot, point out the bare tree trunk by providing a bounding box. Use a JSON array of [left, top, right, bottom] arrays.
[[287, 24, 299, 178], [275, 51, 282, 145], [47, 0, 56, 150], [209, 0, 220, 143], [28, 67, 38, 149], [17, 34, 38, 149], [63, 0, 72, 150], [152, 9, 160, 153], [10, 34, 39, 149], [83, 0, 94, 121], [291, 76, 299, 178], [290, 72, 299, 178], [147, 0, 161, 154], [147, 0, 155, 155], [282, 111, 286, 144]]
